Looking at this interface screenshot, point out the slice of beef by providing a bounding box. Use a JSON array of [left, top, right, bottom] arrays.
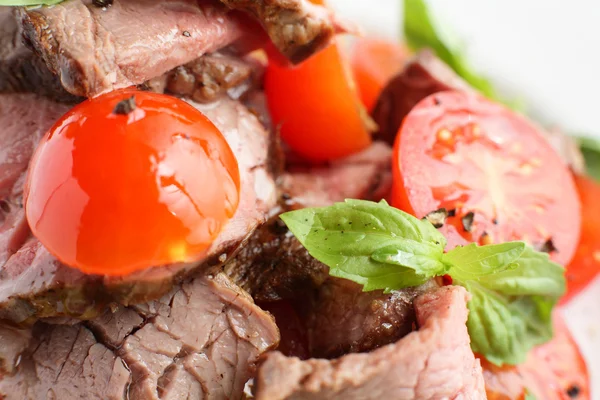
[[0, 323, 132, 400], [217, 0, 349, 64], [281, 141, 393, 208], [225, 213, 329, 303], [372, 49, 473, 146], [227, 141, 393, 302], [18, 0, 252, 97], [162, 51, 262, 103], [254, 285, 486, 400], [0, 324, 31, 374], [372, 49, 585, 173], [0, 97, 277, 324], [0, 7, 79, 102], [305, 278, 439, 359], [0, 273, 279, 400], [0, 94, 69, 268]]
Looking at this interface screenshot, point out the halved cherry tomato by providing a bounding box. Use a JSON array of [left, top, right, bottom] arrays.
[[351, 37, 407, 112], [25, 89, 240, 276], [482, 313, 589, 399], [392, 90, 581, 266], [265, 41, 373, 162], [562, 175, 600, 303]]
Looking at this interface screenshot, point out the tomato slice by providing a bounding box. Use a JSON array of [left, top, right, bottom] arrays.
[[265, 41, 373, 162], [392, 90, 581, 266], [25, 89, 240, 276], [482, 313, 589, 400], [350, 37, 407, 112], [562, 174, 600, 303]]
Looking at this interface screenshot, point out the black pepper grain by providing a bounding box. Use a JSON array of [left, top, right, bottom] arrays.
[[566, 384, 580, 398], [92, 0, 113, 7], [462, 212, 475, 232], [539, 238, 558, 253], [422, 208, 448, 229], [113, 96, 136, 115]]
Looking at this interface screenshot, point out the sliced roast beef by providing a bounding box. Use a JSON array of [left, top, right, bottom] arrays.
[[254, 285, 486, 400], [373, 49, 585, 173], [305, 278, 439, 359], [0, 7, 79, 102], [161, 51, 263, 103], [281, 141, 393, 208], [0, 94, 69, 268], [372, 49, 473, 146], [0, 96, 277, 324], [0, 273, 280, 400], [18, 0, 253, 97], [225, 213, 329, 303], [217, 0, 349, 63]]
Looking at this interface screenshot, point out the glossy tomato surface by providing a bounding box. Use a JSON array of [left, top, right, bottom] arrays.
[[265, 41, 372, 162], [392, 90, 581, 266], [25, 89, 240, 276], [482, 313, 589, 399], [562, 175, 600, 303], [351, 37, 407, 112]]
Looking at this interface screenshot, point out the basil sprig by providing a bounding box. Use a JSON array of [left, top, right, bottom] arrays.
[[281, 199, 565, 366]]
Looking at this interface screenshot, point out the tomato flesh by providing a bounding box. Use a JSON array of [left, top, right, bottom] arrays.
[[392, 91, 581, 266], [25, 89, 240, 276], [482, 313, 589, 399], [265, 41, 372, 162], [562, 174, 600, 303], [351, 37, 407, 112]]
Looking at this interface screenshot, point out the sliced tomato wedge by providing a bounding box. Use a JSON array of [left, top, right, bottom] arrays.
[[482, 313, 589, 399], [350, 37, 407, 112], [265, 41, 373, 162], [562, 174, 600, 303], [392, 90, 581, 266]]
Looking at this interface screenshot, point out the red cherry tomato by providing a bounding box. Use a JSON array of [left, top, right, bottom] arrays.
[[562, 175, 600, 303], [482, 313, 589, 400], [351, 37, 407, 112], [265, 41, 372, 162], [392, 91, 581, 266], [25, 89, 240, 276]]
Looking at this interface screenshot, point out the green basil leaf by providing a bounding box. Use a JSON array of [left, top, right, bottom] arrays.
[[578, 136, 600, 182], [0, 0, 63, 5], [456, 246, 563, 366], [443, 242, 525, 281], [462, 281, 554, 366], [280, 199, 446, 292], [403, 0, 523, 110], [371, 243, 448, 277], [477, 247, 566, 297]]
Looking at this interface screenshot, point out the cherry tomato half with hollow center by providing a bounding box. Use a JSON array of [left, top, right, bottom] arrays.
[[25, 89, 240, 276], [562, 174, 600, 303], [392, 90, 581, 266], [265, 41, 373, 162], [351, 37, 407, 112], [482, 313, 589, 400]]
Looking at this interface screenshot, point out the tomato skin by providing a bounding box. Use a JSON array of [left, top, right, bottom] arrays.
[[562, 175, 600, 303], [265, 41, 372, 162], [351, 37, 407, 112], [482, 313, 589, 400], [25, 89, 240, 276], [392, 90, 581, 266]]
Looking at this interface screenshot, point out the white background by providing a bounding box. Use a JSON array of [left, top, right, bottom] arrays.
[[330, 1, 600, 398]]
